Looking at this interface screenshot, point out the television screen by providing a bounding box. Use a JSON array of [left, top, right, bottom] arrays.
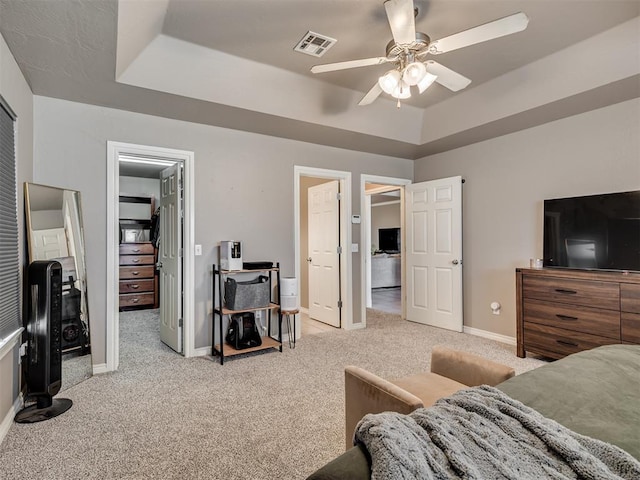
[[543, 190, 640, 272], [378, 227, 400, 253]]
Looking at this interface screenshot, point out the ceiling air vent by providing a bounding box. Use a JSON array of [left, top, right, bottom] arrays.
[[294, 31, 337, 57]]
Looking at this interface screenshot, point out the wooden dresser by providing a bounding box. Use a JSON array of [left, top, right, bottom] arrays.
[[516, 268, 640, 359], [119, 242, 157, 309]]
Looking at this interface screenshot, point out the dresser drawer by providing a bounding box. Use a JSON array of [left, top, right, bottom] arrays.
[[119, 254, 155, 266], [621, 284, 640, 314], [119, 265, 154, 279], [523, 322, 619, 359], [119, 292, 154, 308], [119, 243, 154, 255], [119, 279, 154, 294], [621, 313, 640, 343], [523, 299, 620, 340], [522, 276, 619, 310]]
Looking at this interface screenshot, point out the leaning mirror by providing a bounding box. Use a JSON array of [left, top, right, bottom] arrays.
[[24, 183, 91, 390]]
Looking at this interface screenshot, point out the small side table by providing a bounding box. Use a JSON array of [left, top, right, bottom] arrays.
[[280, 309, 298, 349]]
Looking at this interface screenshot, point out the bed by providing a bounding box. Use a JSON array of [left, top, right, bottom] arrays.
[[307, 344, 640, 479]]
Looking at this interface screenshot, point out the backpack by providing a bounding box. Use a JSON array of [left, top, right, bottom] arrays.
[[225, 312, 262, 350]]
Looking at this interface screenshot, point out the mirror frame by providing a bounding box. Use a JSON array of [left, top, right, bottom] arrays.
[[24, 182, 92, 386]]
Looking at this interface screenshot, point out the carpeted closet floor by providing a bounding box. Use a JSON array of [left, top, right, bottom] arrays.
[[0, 308, 546, 479]]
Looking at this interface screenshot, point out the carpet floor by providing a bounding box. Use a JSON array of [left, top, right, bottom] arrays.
[[0, 309, 546, 479]]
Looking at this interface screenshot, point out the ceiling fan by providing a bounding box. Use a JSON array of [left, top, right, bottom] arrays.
[[310, 0, 529, 106]]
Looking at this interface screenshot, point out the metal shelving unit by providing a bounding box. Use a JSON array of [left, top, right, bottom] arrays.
[[212, 263, 282, 364]]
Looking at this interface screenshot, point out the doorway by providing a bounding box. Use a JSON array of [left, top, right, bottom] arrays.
[[362, 175, 463, 332], [105, 142, 195, 373], [294, 166, 353, 337], [361, 175, 411, 326]]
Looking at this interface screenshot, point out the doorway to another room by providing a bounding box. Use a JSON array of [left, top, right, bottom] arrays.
[[360, 175, 464, 333], [362, 177, 410, 317], [118, 155, 184, 351], [106, 142, 195, 373], [294, 166, 354, 339]]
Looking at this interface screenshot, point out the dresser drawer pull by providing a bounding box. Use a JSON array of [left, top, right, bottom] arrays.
[[131, 285, 139, 289], [132, 298, 139, 303], [556, 339, 578, 347], [132, 248, 140, 253], [555, 288, 577, 295], [132, 271, 139, 276], [131, 258, 140, 263], [555, 314, 578, 321]]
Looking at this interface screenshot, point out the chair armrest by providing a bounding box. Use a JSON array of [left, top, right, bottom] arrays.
[[430, 345, 515, 387], [344, 366, 423, 451]]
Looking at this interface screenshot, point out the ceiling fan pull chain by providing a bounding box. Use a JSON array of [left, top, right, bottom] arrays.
[[397, 98, 401, 109]]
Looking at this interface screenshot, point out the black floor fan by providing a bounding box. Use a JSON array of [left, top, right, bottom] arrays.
[[15, 260, 72, 423]]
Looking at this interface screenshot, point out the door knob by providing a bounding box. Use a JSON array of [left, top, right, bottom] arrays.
[[452, 259, 459, 265], [306, 257, 312, 263], [156, 262, 163, 269]]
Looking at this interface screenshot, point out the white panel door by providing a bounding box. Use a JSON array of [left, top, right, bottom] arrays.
[[159, 163, 183, 353], [308, 180, 341, 327], [31, 228, 69, 260], [405, 176, 462, 331]]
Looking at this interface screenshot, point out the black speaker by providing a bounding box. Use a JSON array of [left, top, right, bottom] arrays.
[[15, 260, 72, 423]]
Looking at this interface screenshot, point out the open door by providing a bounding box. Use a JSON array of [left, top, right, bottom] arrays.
[[158, 163, 183, 352], [405, 176, 462, 331], [308, 180, 341, 327]]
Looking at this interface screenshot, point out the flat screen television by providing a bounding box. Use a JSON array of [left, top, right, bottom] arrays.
[[378, 227, 400, 253], [543, 190, 640, 272]]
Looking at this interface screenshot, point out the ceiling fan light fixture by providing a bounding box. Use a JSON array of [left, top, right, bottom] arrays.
[[391, 80, 411, 99], [417, 71, 438, 93], [402, 61, 426, 86], [378, 69, 402, 94]]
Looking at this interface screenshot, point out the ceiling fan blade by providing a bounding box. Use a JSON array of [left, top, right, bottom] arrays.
[[358, 83, 383, 106], [425, 61, 471, 92], [311, 57, 390, 74], [428, 12, 529, 54], [384, 0, 416, 45]]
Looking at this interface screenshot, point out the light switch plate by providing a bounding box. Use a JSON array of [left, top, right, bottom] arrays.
[[351, 243, 359, 253], [195, 244, 202, 256]]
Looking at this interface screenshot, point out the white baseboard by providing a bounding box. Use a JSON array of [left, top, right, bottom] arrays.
[[345, 322, 366, 331], [0, 393, 23, 445], [192, 347, 211, 357], [463, 326, 516, 346], [92, 363, 109, 375]]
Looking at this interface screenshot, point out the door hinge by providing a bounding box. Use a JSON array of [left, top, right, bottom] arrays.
[[178, 318, 183, 327], [336, 192, 342, 201], [337, 246, 342, 254], [337, 300, 343, 309], [179, 247, 183, 257]]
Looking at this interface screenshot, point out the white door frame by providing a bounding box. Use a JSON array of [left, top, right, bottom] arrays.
[[294, 166, 353, 330], [105, 141, 195, 372], [360, 174, 411, 327]]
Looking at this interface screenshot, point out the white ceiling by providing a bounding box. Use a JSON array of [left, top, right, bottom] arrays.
[[1, 0, 638, 159]]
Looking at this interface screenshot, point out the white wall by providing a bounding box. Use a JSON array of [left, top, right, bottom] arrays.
[[33, 96, 414, 364], [414, 98, 640, 339], [0, 33, 33, 436], [119, 176, 160, 206], [371, 202, 401, 252]]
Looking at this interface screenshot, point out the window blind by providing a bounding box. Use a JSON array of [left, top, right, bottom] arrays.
[[0, 96, 20, 343]]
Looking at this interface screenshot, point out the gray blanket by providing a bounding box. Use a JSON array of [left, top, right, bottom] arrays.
[[354, 385, 640, 480]]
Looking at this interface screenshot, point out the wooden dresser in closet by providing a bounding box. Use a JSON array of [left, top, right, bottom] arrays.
[[119, 242, 157, 309]]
